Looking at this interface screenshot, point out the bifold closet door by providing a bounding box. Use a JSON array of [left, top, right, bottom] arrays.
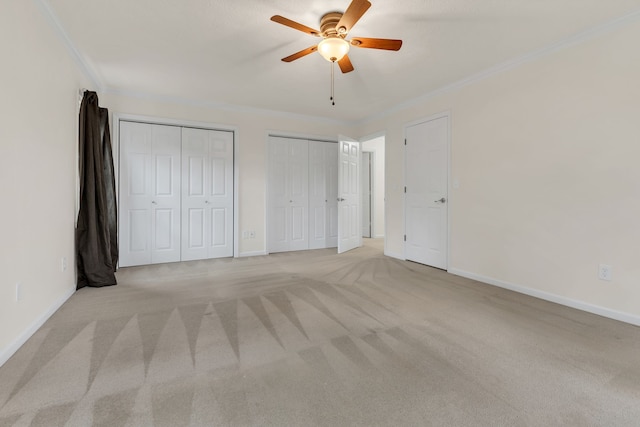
[[119, 122, 181, 267], [181, 128, 234, 261], [309, 141, 339, 249], [268, 137, 309, 253]]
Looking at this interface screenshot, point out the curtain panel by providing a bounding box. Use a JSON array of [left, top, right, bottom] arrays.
[[76, 91, 118, 289]]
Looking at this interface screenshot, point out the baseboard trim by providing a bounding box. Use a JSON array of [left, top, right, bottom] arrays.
[[448, 268, 640, 327], [237, 250, 268, 258], [384, 251, 404, 260], [0, 287, 76, 368]]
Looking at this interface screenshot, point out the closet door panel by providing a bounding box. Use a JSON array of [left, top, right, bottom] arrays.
[[207, 131, 234, 258], [325, 143, 339, 247], [119, 121, 153, 267], [128, 209, 149, 254], [308, 141, 338, 249], [182, 128, 234, 260], [268, 137, 293, 253], [188, 157, 206, 197], [182, 128, 210, 261], [149, 124, 181, 264], [288, 140, 309, 251], [308, 141, 327, 249], [211, 209, 227, 246], [188, 208, 206, 248]]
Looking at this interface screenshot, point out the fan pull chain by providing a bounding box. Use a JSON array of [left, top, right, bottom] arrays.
[[330, 61, 335, 106]]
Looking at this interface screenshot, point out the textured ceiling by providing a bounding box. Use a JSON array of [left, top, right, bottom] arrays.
[[43, 0, 640, 122]]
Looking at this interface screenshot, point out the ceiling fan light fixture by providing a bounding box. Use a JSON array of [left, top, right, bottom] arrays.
[[318, 37, 350, 62]]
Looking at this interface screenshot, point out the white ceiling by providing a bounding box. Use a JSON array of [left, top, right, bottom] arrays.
[[43, 0, 640, 122]]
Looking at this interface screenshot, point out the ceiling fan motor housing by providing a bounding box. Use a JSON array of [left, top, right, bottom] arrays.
[[320, 12, 345, 37]]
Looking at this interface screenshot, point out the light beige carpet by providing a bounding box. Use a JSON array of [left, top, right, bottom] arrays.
[[1, 239, 640, 426]]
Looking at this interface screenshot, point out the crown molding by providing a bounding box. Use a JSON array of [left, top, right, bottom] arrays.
[[357, 7, 640, 126], [34, 0, 104, 90], [103, 87, 353, 127]]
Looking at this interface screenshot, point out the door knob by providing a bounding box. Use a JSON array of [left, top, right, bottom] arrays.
[[205, 200, 210, 204], [337, 198, 345, 202], [434, 197, 446, 203], [151, 201, 157, 204]]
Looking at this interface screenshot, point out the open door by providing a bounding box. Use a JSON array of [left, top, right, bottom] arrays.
[[337, 135, 362, 254]]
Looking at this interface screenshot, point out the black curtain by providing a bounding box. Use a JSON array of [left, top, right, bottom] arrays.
[[76, 91, 118, 289]]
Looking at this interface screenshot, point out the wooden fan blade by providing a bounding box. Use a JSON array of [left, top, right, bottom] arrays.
[[350, 37, 403, 51], [336, 0, 371, 35], [282, 45, 318, 62], [338, 55, 354, 73], [271, 15, 321, 37]]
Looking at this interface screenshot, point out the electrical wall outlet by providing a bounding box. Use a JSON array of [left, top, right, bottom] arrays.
[[598, 264, 612, 281], [249, 231, 256, 239]]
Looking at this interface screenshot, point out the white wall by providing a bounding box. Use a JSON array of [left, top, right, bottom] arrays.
[[354, 18, 640, 322], [362, 136, 385, 238], [0, 0, 93, 363]]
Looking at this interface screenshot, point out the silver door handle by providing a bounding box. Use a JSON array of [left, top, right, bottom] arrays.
[[205, 200, 210, 204], [434, 197, 446, 203], [151, 201, 157, 204], [337, 198, 345, 202]]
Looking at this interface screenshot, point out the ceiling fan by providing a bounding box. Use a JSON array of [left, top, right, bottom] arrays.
[[270, 0, 402, 74]]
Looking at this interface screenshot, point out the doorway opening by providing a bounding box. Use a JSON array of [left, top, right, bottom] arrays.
[[360, 135, 386, 240]]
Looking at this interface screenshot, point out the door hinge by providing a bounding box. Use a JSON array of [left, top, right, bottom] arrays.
[[404, 139, 407, 146], [404, 234, 406, 241], [404, 186, 406, 193]]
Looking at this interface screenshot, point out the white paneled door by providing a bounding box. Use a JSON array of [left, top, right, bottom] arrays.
[[309, 141, 338, 249], [337, 135, 362, 254], [119, 120, 234, 267], [181, 128, 234, 261], [268, 137, 309, 253], [405, 115, 449, 269], [119, 122, 181, 267]]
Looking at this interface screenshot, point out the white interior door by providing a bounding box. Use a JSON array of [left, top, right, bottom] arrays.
[[326, 143, 339, 248], [119, 122, 181, 267], [268, 137, 309, 253], [119, 121, 152, 267], [268, 137, 290, 253], [337, 135, 361, 254], [361, 152, 372, 238], [309, 141, 328, 250], [288, 139, 309, 251], [309, 141, 339, 249], [181, 128, 234, 261], [206, 130, 234, 258], [405, 115, 448, 268], [150, 125, 182, 264]]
